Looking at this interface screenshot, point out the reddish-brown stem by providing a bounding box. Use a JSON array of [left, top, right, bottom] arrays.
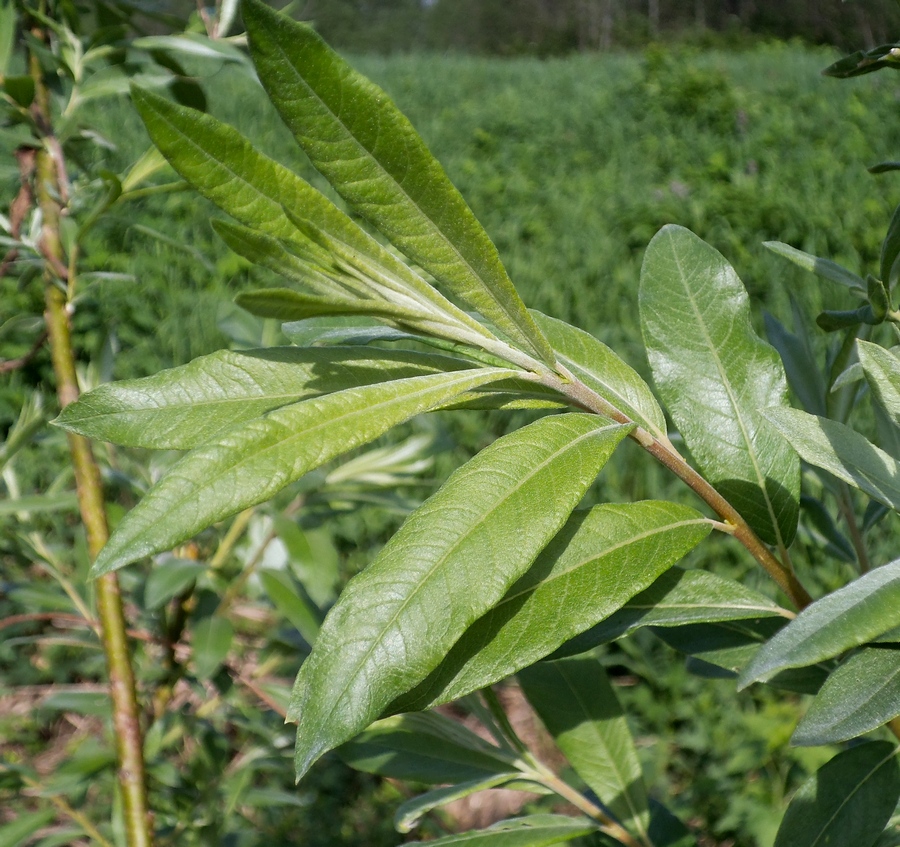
[[543, 367, 813, 610]]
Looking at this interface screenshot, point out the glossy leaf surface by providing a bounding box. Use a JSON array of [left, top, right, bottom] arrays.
[[532, 310, 667, 439], [765, 408, 900, 511], [235, 288, 429, 325], [405, 816, 597, 846], [56, 347, 472, 450], [91, 368, 510, 576], [289, 415, 632, 777], [392, 502, 710, 712], [774, 742, 900, 847], [242, 0, 553, 364], [740, 558, 900, 686], [519, 657, 650, 841], [641, 226, 799, 546], [793, 648, 900, 745]]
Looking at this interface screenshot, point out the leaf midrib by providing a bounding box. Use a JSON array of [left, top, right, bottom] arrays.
[[556, 663, 649, 842], [114, 369, 502, 555], [667, 235, 786, 548], [310, 420, 621, 733], [260, 27, 545, 360]]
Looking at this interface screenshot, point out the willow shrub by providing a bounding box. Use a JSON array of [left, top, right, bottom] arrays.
[[57, 2, 900, 844]]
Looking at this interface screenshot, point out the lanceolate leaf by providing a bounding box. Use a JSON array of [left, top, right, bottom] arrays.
[[338, 712, 518, 785], [91, 368, 512, 576], [241, 0, 554, 366], [531, 310, 668, 439], [739, 558, 900, 687], [859, 341, 900, 426], [763, 241, 867, 292], [131, 87, 492, 343], [773, 742, 900, 847], [793, 648, 900, 746], [404, 816, 598, 847], [235, 289, 430, 325], [519, 657, 650, 842], [550, 567, 789, 660], [641, 226, 799, 546], [765, 408, 900, 511], [391, 502, 710, 712], [289, 415, 632, 778], [56, 346, 473, 450]]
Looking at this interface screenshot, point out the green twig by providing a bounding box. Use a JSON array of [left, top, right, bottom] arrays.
[[29, 31, 155, 847]]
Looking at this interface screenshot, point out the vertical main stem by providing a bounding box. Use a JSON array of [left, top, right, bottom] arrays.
[[34, 86, 154, 847]]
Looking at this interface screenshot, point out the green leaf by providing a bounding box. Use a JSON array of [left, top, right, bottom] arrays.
[[793, 648, 900, 746], [0, 1, 15, 79], [531, 310, 667, 439], [394, 774, 536, 834], [0, 492, 78, 517], [641, 226, 799, 546], [799, 495, 857, 564], [192, 616, 234, 680], [764, 241, 867, 292], [131, 87, 491, 344], [739, 558, 900, 687], [881, 206, 900, 290], [765, 407, 900, 512], [859, 341, 900, 426], [289, 414, 632, 778], [91, 368, 511, 576], [241, 0, 554, 366], [404, 816, 597, 847], [235, 288, 430, 325], [143, 559, 204, 610], [519, 657, 650, 842], [391, 502, 710, 713], [56, 346, 473, 450], [338, 712, 517, 785], [259, 568, 320, 645], [0, 809, 56, 847], [774, 742, 900, 847], [550, 567, 789, 660], [132, 34, 248, 65]]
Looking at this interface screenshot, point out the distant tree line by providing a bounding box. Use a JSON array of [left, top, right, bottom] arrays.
[[297, 0, 900, 54]]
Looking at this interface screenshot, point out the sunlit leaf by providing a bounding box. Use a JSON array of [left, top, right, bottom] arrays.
[[859, 341, 900, 426], [290, 415, 632, 777], [392, 502, 710, 712], [90, 368, 511, 576], [739, 558, 900, 687], [532, 310, 667, 439], [550, 567, 788, 660], [56, 346, 473, 450], [242, 0, 554, 365], [765, 407, 900, 511], [641, 226, 799, 546]]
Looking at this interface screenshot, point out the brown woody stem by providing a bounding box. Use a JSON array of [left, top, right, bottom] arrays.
[[544, 367, 813, 610]]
